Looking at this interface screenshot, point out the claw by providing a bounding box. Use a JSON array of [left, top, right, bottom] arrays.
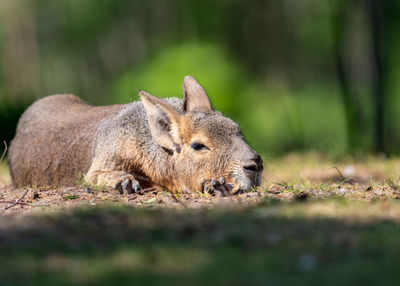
[[133, 181, 142, 193], [114, 175, 142, 195], [122, 178, 133, 194], [212, 178, 218, 187], [219, 177, 225, 184]]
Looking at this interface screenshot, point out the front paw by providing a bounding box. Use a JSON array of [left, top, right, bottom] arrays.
[[203, 177, 234, 197], [114, 175, 142, 195]]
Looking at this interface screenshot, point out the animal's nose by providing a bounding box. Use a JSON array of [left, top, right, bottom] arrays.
[[243, 153, 263, 174]]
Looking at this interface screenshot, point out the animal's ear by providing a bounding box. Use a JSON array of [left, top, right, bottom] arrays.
[[183, 76, 213, 112], [140, 91, 181, 153]]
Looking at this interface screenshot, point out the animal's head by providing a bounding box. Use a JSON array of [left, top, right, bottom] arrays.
[[140, 76, 263, 193]]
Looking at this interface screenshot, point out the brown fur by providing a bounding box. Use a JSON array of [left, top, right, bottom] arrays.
[[8, 76, 263, 192]]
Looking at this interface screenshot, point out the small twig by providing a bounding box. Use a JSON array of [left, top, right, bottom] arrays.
[[4, 189, 30, 210], [0, 141, 7, 163], [0, 200, 30, 206], [137, 186, 157, 195], [170, 193, 188, 208], [332, 166, 354, 186], [333, 166, 346, 181]]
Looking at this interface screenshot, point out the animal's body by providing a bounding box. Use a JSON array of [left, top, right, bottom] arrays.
[[8, 76, 263, 194]]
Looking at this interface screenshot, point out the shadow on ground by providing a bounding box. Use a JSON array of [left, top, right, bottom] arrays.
[[2, 199, 400, 286]]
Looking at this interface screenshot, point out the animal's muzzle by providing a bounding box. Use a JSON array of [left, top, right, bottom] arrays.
[[243, 154, 263, 174], [243, 153, 263, 186]]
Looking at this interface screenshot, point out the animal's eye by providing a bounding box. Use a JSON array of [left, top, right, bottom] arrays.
[[191, 142, 210, 151]]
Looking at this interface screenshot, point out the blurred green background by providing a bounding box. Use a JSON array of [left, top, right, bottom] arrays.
[[0, 0, 398, 156]]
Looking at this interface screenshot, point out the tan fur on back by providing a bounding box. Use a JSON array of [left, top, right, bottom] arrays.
[[8, 94, 123, 186]]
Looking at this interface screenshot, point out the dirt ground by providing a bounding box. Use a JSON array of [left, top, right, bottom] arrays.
[[1, 153, 400, 214]]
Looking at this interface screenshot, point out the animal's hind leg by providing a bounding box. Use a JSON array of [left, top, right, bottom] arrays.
[[84, 170, 142, 194]]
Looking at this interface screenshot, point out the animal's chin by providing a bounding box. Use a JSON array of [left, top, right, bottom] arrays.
[[235, 170, 263, 192]]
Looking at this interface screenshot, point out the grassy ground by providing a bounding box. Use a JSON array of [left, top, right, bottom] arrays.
[[1, 154, 400, 285]]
